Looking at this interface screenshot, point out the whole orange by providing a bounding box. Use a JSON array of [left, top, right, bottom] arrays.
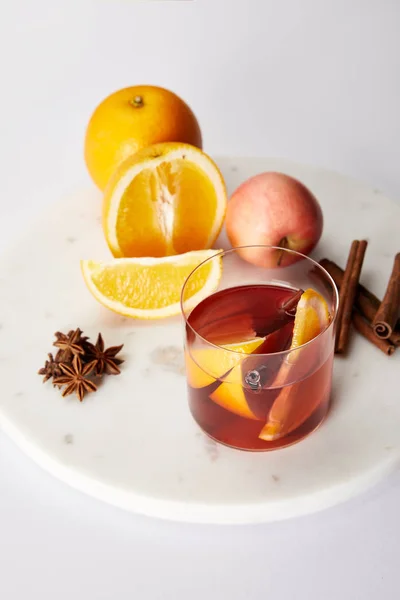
[[84, 85, 203, 190]]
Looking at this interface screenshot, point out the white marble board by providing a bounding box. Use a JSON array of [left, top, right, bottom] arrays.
[[0, 157, 399, 524]]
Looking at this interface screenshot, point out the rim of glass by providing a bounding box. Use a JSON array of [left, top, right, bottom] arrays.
[[180, 245, 339, 357]]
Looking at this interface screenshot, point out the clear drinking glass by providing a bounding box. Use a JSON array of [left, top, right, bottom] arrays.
[[181, 246, 338, 451]]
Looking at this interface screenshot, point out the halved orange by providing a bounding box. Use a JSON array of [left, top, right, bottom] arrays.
[[81, 249, 222, 319], [103, 142, 227, 258], [259, 289, 331, 441]]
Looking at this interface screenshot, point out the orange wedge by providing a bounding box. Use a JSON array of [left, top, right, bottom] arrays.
[[81, 249, 222, 319], [186, 337, 265, 390], [290, 288, 331, 350], [259, 289, 331, 440], [209, 363, 261, 420], [103, 142, 227, 258]]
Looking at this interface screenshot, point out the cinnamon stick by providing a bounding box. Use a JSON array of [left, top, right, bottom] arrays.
[[320, 258, 400, 346], [353, 311, 396, 356], [333, 242, 358, 340], [389, 327, 400, 346], [321, 258, 396, 355], [281, 289, 304, 316], [372, 253, 400, 339], [335, 240, 368, 354]]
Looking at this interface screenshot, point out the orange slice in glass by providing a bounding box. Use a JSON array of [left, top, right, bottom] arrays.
[[209, 363, 261, 420], [186, 337, 265, 390], [290, 288, 330, 350], [259, 289, 331, 441]]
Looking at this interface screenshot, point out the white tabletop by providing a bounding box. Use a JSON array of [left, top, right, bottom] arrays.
[[1, 1, 399, 598]]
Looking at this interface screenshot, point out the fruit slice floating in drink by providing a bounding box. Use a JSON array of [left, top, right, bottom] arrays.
[[209, 364, 260, 420], [187, 337, 266, 419], [186, 337, 265, 389], [208, 322, 294, 421], [259, 289, 331, 441]]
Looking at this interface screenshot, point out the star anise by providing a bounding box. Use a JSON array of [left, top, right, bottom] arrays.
[[53, 328, 87, 362], [83, 333, 124, 376], [38, 353, 63, 383], [53, 355, 97, 402]]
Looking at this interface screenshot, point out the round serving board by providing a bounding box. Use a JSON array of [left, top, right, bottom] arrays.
[[0, 157, 399, 524]]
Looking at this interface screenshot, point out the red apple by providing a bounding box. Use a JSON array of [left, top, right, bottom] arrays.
[[225, 172, 323, 267]]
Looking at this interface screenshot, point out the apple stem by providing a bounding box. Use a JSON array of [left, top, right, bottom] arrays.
[[277, 237, 289, 266]]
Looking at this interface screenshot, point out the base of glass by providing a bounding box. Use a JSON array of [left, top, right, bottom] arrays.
[[191, 400, 331, 452]]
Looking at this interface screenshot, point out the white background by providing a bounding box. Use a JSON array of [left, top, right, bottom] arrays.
[[1, 1, 400, 598]]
